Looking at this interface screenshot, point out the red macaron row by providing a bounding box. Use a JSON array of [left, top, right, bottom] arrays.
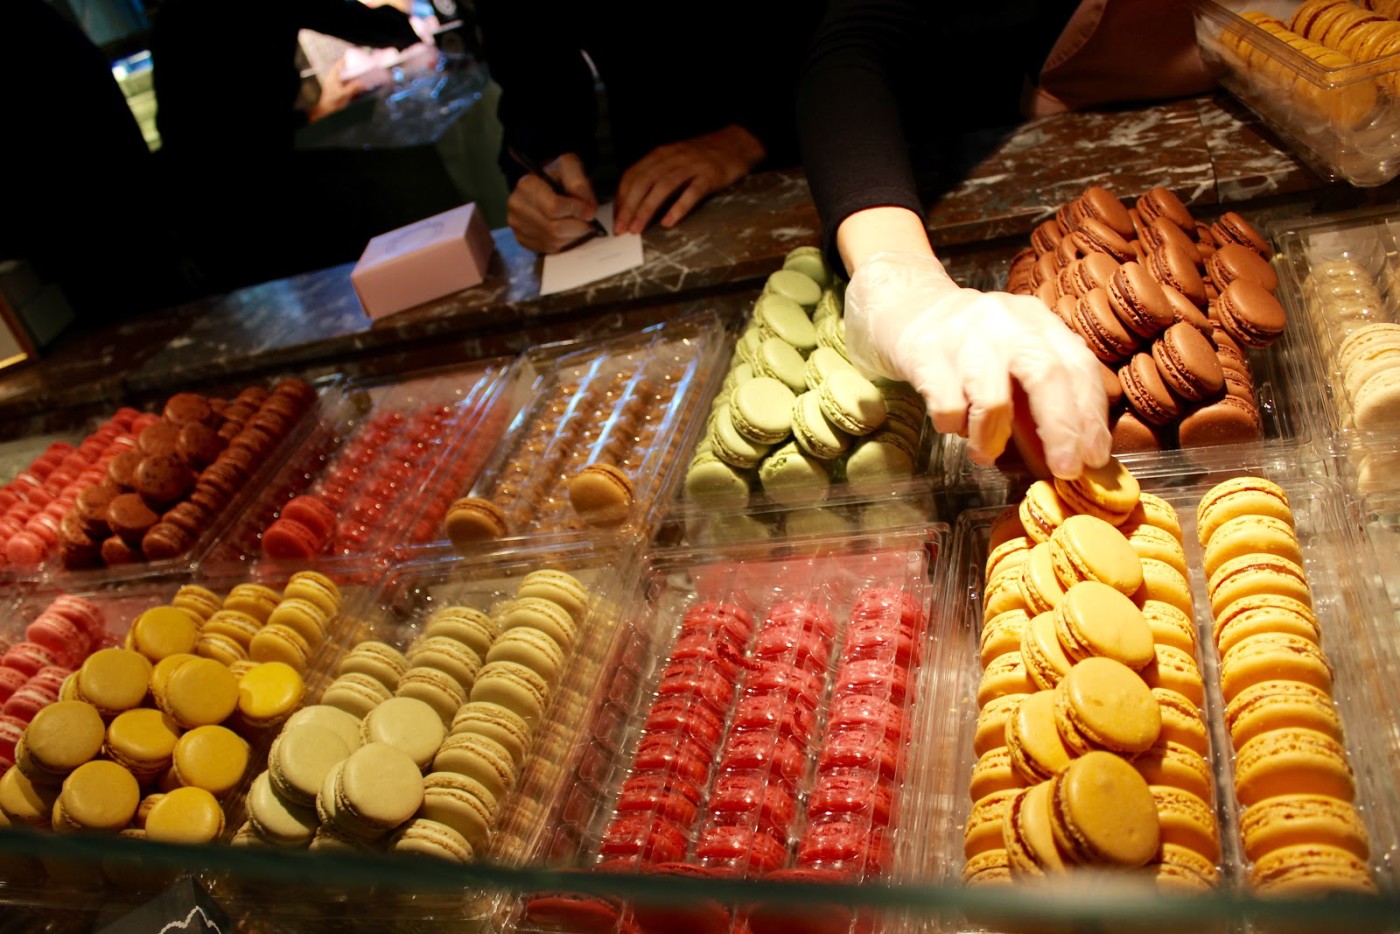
[[794, 585, 928, 879], [0, 411, 144, 569], [598, 602, 755, 870], [260, 394, 508, 562], [691, 602, 838, 878]]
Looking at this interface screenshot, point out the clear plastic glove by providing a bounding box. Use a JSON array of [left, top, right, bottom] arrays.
[[844, 250, 1112, 479]]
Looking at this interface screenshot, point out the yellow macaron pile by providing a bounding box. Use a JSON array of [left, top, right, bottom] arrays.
[[152, 573, 342, 674], [236, 568, 591, 862], [963, 456, 1221, 891], [1197, 476, 1376, 896], [1223, 6, 1385, 130]]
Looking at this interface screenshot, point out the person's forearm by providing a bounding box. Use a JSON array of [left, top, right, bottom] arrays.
[[836, 206, 936, 273]]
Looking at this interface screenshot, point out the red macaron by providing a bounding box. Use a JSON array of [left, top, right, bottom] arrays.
[[833, 659, 908, 707], [806, 770, 895, 828], [730, 693, 815, 747], [261, 518, 324, 561], [706, 771, 798, 840], [696, 825, 788, 875], [280, 495, 337, 540], [764, 601, 836, 640], [717, 732, 807, 790], [599, 812, 690, 865], [752, 622, 831, 674], [796, 820, 888, 876], [742, 663, 823, 712], [816, 726, 903, 783], [643, 697, 726, 755], [654, 660, 736, 716], [631, 733, 713, 787]]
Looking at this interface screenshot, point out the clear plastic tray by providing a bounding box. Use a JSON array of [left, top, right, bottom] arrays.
[[935, 470, 1400, 927], [20, 375, 341, 588], [204, 358, 518, 572], [1195, 0, 1400, 187], [657, 475, 942, 548], [1270, 203, 1400, 462], [497, 524, 948, 933], [427, 312, 729, 550]]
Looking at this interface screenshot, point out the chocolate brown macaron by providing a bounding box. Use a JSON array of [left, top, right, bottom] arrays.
[[1216, 280, 1287, 349], [107, 493, 159, 548], [1107, 262, 1175, 339], [1210, 211, 1272, 259], [1153, 322, 1225, 403], [1137, 187, 1195, 234], [1148, 244, 1208, 310], [1072, 288, 1140, 365], [1178, 395, 1261, 447], [1206, 243, 1279, 293], [1119, 353, 1183, 427]]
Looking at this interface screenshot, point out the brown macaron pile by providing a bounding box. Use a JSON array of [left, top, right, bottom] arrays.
[[58, 379, 317, 569], [1006, 186, 1285, 453]]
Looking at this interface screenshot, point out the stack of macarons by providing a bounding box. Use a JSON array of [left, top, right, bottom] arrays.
[[531, 576, 930, 932], [796, 586, 926, 880], [149, 573, 344, 676], [0, 637, 298, 858], [258, 377, 511, 562], [1006, 185, 1282, 452], [57, 379, 318, 570], [241, 569, 590, 862], [1196, 476, 1376, 896], [0, 595, 112, 769], [1222, 8, 1382, 129], [445, 328, 703, 546], [685, 247, 925, 510], [0, 419, 140, 570], [964, 456, 1221, 892]]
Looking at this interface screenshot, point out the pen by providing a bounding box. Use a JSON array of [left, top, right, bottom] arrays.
[[507, 146, 609, 239]]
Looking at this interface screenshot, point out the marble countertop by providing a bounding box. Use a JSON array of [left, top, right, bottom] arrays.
[[5, 91, 1394, 430]]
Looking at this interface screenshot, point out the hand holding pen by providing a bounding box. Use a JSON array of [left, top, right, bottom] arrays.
[[506, 148, 609, 253]]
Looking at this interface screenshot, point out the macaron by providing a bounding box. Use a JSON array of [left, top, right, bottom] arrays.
[[266, 598, 329, 647], [245, 769, 318, 847], [963, 787, 1018, 859], [143, 785, 225, 846], [974, 693, 1026, 757], [1224, 678, 1344, 749], [1240, 793, 1370, 862], [391, 817, 473, 862], [1018, 543, 1067, 616], [418, 770, 497, 851], [360, 696, 446, 770], [1005, 690, 1073, 784], [728, 377, 797, 445], [817, 370, 887, 437], [1048, 750, 1160, 868], [977, 653, 1036, 708], [567, 463, 635, 527], [758, 441, 830, 504], [515, 570, 590, 625], [433, 733, 517, 799], [1132, 740, 1213, 802], [1139, 644, 1206, 707], [445, 497, 510, 547], [105, 708, 181, 782], [337, 641, 410, 691], [157, 656, 239, 728], [321, 673, 393, 719], [283, 570, 342, 617], [1151, 784, 1220, 863], [980, 609, 1031, 668], [18, 700, 104, 784], [1233, 728, 1355, 807], [968, 747, 1025, 803], [1216, 278, 1287, 349], [1047, 515, 1144, 595], [1019, 612, 1072, 691], [170, 724, 250, 798], [497, 598, 579, 653], [1053, 581, 1155, 670], [451, 701, 532, 766], [1152, 688, 1209, 756], [1124, 523, 1189, 578], [1248, 843, 1376, 896], [1053, 455, 1139, 526], [395, 667, 467, 726], [1135, 558, 1195, 617], [470, 661, 550, 725], [53, 760, 140, 833], [268, 722, 353, 807], [1019, 481, 1073, 543], [1053, 657, 1161, 757], [407, 636, 484, 693], [423, 606, 497, 659], [284, 704, 363, 753], [327, 742, 425, 839], [1196, 476, 1292, 546], [1218, 633, 1332, 703]]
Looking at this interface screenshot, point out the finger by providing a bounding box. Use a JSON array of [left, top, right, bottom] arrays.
[[1009, 330, 1097, 479], [628, 165, 698, 233], [509, 189, 591, 254], [550, 154, 597, 211], [959, 337, 1014, 467], [517, 175, 593, 222], [614, 150, 672, 232], [661, 177, 713, 228], [909, 346, 968, 436], [616, 152, 693, 232]]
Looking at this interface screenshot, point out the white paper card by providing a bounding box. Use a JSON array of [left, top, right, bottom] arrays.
[[538, 204, 644, 296]]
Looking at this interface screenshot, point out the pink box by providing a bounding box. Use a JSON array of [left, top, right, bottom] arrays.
[[351, 202, 494, 319]]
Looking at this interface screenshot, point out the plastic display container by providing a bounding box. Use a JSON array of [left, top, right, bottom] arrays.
[[932, 470, 1400, 928], [1270, 204, 1400, 463], [499, 524, 947, 933], [658, 475, 941, 548], [1194, 0, 1400, 187], [11, 375, 339, 588], [433, 312, 728, 550], [204, 357, 518, 572]]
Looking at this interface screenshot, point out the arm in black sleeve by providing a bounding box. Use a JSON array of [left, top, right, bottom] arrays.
[[474, 0, 598, 186], [298, 0, 420, 50], [797, 0, 928, 275]]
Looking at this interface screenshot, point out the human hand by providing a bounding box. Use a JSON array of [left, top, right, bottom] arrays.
[[613, 124, 765, 235], [506, 153, 600, 254], [309, 61, 368, 122], [844, 250, 1112, 479]]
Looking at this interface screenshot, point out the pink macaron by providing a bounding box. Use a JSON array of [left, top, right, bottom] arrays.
[[0, 667, 27, 703], [2, 642, 56, 679], [26, 613, 88, 665]]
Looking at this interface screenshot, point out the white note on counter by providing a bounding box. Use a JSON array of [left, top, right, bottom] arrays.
[[538, 204, 644, 296]]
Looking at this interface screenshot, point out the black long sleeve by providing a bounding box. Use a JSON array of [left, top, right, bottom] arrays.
[[797, 0, 1077, 275], [476, 1, 821, 193]]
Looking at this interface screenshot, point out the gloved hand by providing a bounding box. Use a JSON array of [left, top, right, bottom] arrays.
[[844, 250, 1112, 479]]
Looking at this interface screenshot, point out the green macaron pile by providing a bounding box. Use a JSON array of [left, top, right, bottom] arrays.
[[232, 568, 592, 863], [683, 247, 927, 511]]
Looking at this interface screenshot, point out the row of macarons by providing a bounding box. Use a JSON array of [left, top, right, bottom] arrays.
[[1195, 476, 1375, 895], [964, 458, 1222, 890], [234, 569, 592, 862]]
